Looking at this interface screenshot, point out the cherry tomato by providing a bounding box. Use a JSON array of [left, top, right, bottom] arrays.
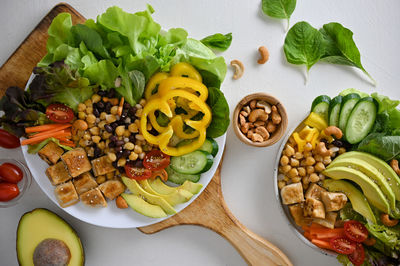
[[0, 163, 23, 183], [348, 243, 365, 266], [0, 129, 20, 149], [344, 220, 368, 243], [330, 236, 356, 255], [143, 150, 170, 170], [150, 169, 168, 182], [0, 183, 20, 201], [46, 103, 74, 123], [125, 164, 152, 180]]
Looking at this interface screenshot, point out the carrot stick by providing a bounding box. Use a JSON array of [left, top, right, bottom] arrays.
[[57, 138, 74, 143], [21, 131, 70, 145], [311, 239, 334, 251], [29, 128, 71, 138], [310, 228, 345, 240], [302, 225, 311, 233], [303, 232, 312, 240], [25, 123, 71, 133], [117, 97, 125, 116]]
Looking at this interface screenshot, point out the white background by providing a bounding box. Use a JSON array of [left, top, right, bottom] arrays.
[[1, 0, 399, 265]]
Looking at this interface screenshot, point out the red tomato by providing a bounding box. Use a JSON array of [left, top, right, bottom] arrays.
[[150, 169, 168, 182], [46, 103, 74, 123], [0, 183, 20, 201], [348, 243, 365, 266], [344, 220, 368, 243], [143, 150, 170, 170], [125, 164, 152, 180], [0, 163, 23, 183], [0, 129, 20, 149], [330, 236, 356, 255]]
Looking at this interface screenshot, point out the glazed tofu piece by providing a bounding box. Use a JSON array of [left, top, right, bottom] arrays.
[[54, 181, 79, 208], [61, 148, 92, 178], [91, 156, 115, 176], [313, 212, 338, 229], [73, 172, 98, 195], [80, 188, 107, 207], [303, 198, 325, 219], [321, 192, 348, 212], [281, 183, 304, 205], [45, 161, 72, 185], [38, 141, 64, 165], [305, 183, 327, 201], [289, 204, 312, 227], [98, 180, 126, 200]]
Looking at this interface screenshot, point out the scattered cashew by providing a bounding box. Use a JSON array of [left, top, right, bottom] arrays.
[[316, 142, 332, 156], [72, 119, 88, 135], [257, 46, 269, 64], [271, 105, 282, 125], [116, 196, 128, 209], [266, 121, 277, 133], [256, 101, 272, 114], [251, 133, 264, 142], [250, 99, 257, 109], [390, 159, 400, 175], [324, 126, 343, 139], [230, 60, 244, 80], [248, 109, 269, 122], [255, 126, 270, 140], [239, 114, 246, 126], [380, 213, 399, 227]]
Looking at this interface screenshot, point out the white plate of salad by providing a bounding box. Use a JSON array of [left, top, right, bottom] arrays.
[[274, 88, 400, 265], [0, 5, 232, 228]]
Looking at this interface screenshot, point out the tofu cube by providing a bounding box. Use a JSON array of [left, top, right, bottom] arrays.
[[303, 198, 325, 219], [321, 192, 348, 212], [281, 183, 304, 205], [54, 181, 79, 208], [305, 183, 327, 200], [80, 188, 107, 207], [61, 148, 92, 177], [91, 156, 115, 176], [73, 172, 98, 195], [45, 161, 72, 185], [313, 212, 338, 229], [98, 180, 126, 200], [38, 141, 64, 165], [289, 204, 312, 227]]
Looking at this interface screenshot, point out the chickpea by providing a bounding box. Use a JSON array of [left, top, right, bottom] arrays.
[[284, 145, 295, 157], [86, 107, 93, 115], [89, 127, 100, 136], [290, 158, 300, 167], [303, 183, 309, 190], [98, 121, 106, 130], [319, 174, 326, 181], [124, 142, 135, 150], [314, 154, 323, 162], [303, 151, 312, 158], [298, 167, 306, 177], [129, 152, 139, 161], [280, 155, 289, 166], [96, 175, 106, 184], [281, 165, 291, 174], [135, 134, 145, 141], [139, 99, 146, 106], [315, 162, 325, 172], [278, 180, 286, 189], [117, 158, 126, 167], [83, 133, 91, 140], [77, 103, 86, 112], [102, 131, 112, 139], [128, 123, 138, 133], [134, 145, 143, 154], [309, 173, 320, 183], [79, 139, 87, 147], [302, 176, 310, 185], [98, 141, 105, 150], [305, 156, 316, 166], [115, 125, 125, 136], [110, 106, 119, 115], [100, 112, 107, 120], [135, 109, 143, 117], [86, 114, 96, 124], [306, 166, 315, 175], [304, 142, 313, 152], [323, 156, 332, 165], [106, 172, 114, 180], [106, 114, 117, 123], [84, 99, 92, 107], [139, 152, 145, 160], [87, 147, 94, 157], [78, 111, 87, 120], [288, 168, 298, 178], [292, 177, 301, 183], [294, 152, 303, 160], [91, 94, 101, 103], [92, 135, 101, 144], [339, 147, 346, 155], [283, 175, 290, 182], [123, 130, 131, 137]]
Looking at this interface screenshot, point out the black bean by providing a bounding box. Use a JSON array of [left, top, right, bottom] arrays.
[[97, 101, 105, 109], [116, 150, 123, 159], [118, 166, 125, 173], [320, 138, 328, 145], [128, 107, 137, 116], [123, 102, 131, 109], [123, 149, 131, 157], [115, 146, 122, 153], [110, 135, 118, 142], [98, 90, 107, 97], [105, 102, 112, 113], [108, 88, 116, 98], [331, 140, 344, 148], [94, 146, 101, 158], [115, 140, 124, 147], [129, 135, 136, 143], [117, 119, 125, 125], [121, 110, 128, 119], [104, 124, 113, 133], [112, 161, 118, 169], [111, 122, 118, 129], [93, 108, 100, 117], [108, 141, 115, 148]]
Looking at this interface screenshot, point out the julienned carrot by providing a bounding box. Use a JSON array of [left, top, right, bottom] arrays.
[[302, 225, 311, 233], [310, 228, 345, 240], [310, 223, 325, 230], [117, 97, 124, 116], [57, 138, 73, 143], [303, 232, 312, 240], [29, 128, 71, 138], [311, 239, 333, 250], [21, 131, 71, 145], [25, 123, 71, 133]]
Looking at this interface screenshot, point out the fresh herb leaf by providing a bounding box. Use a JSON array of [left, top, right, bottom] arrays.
[[206, 87, 230, 138], [284, 21, 324, 81], [357, 133, 400, 161], [27, 138, 73, 154], [200, 33, 232, 52], [261, 0, 297, 30], [320, 22, 375, 85]]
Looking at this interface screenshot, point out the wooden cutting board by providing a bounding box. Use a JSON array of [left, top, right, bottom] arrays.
[[0, 4, 292, 265]]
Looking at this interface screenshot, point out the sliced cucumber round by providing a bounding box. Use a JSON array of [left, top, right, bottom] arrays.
[[311, 95, 331, 123], [338, 93, 361, 134], [328, 95, 342, 127], [345, 97, 377, 144], [166, 166, 200, 184], [199, 138, 219, 157], [170, 150, 213, 175]]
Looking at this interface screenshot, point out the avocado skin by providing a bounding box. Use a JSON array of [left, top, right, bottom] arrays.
[[16, 208, 84, 266]]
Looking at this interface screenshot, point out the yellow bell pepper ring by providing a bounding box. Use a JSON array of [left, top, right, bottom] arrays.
[[170, 62, 202, 82], [292, 132, 307, 153], [157, 76, 208, 102], [159, 128, 207, 157], [144, 72, 169, 100]]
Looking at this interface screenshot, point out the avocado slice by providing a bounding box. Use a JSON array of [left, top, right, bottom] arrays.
[[17, 208, 84, 266], [323, 167, 390, 213], [323, 179, 376, 223], [121, 176, 176, 215], [336, 151, 400, 201], [328, 157, 396, 210], [138, 179, 193, 206], [149, 178, 203, 195], [121, 193, 167, 218]]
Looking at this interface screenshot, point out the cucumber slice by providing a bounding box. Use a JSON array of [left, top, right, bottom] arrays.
[[328, 95, 342, 127], [338, 93, 361, 134], [311, 95, 331, 122], [170, 150, 213, 175], [166, 166, 201, 184], [199, 138, 219, 157], [345, 97, 377, 144]]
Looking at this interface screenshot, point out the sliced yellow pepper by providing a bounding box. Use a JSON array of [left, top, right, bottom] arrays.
[[310, 131, 321, 148], [157, 77, 208, 102], [292, 132, 307, 152], [144, 72, 169, 100], [299, 126, 313, 139], [170, 62, 202, 82], [305, 128, 319, 143], [304, 112, 328, 131], [319, 130, 334, 143]]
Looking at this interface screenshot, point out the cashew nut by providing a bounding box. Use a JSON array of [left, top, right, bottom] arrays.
[[248, 109, 269, 122], [240, 123, 250, 134], [257, 46, 269, 64], [256, 101, 272, 114], [316, 142, 332, 156], [266, 121, 277, 133], [247, 129, 254, 139], [242, 105, 251, 114], [271, 105, 282, 125], [239, 114, 246, 126], [251, 133, 264, 142], [230, 60, 244, 80], [240, 110, 249, 117], [391, 159, 400, 175], [324, 126, 343, 139], [254, 121, 265, 127], [380, 213, 399, 227], [249, 99, 257, 109], [255, 126, 270, 140]]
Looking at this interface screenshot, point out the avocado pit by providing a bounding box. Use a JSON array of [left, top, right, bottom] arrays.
[[33, 238, 71, 266]]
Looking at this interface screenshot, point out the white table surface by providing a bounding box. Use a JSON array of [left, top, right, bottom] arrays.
[[1, 0, 399, 265]]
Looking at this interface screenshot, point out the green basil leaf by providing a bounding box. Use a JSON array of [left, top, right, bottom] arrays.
[[200, 33, 232, 52], [206, 87, 230, 138], [261, 0, 297, 29]]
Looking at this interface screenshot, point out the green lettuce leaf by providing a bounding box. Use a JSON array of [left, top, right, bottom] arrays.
[[46, 13, 73, 53], [28, 137, 73, 154], [339, 88, 369, 98], [371, 93, 400, 114], [357, 133, 400, 161]]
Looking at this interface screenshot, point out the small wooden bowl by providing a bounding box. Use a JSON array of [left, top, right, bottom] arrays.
[[233, 93, 288, 147]]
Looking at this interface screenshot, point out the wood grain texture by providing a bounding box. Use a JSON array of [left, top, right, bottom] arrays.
[[0, 4, 292, 265]]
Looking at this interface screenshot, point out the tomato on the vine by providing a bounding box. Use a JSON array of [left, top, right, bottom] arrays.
[[143, 150, 170, 170], [46, 103, 74, 123]]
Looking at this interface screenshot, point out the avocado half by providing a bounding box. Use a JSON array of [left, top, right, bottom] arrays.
[[17, 208, 84, 266]]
